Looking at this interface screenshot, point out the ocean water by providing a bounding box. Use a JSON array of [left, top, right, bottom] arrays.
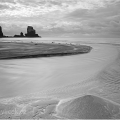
[[0, 38, 120, 101], [1, 37, 120, 44]]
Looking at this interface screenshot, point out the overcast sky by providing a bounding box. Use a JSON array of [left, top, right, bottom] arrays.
[[0, 0, 120, 37]]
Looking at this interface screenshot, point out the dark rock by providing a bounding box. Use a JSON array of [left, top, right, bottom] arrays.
[[0, 26, 4, 38], [25, 26, 40, 37], [14, 32, 24, 37], [56, 95, 115, 119], [20, 32, 24, 37]]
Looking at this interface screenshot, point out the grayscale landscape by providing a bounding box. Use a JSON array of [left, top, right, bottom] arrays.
[[0, 0, 120, 119]]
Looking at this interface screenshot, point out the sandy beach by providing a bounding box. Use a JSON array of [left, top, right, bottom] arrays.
[[0, 41, 120, 119]]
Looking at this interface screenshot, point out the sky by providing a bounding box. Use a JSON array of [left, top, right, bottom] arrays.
[[0, 0, 120, 37]]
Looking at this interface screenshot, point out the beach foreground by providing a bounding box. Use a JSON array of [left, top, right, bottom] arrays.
[[0, 94, 120, 119], [0, 41, 120, 119]]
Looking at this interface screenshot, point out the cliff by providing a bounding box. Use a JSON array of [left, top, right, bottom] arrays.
[[25, 26, 40, 37], [0, 26, 4, 38]]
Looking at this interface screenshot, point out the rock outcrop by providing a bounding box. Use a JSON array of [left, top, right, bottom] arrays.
[[0, 26, 41, 38], [20, 32, 24, 37], [25, 26, 39, 37], [0, 26, 4, 38], [14, 32, 24, 37]]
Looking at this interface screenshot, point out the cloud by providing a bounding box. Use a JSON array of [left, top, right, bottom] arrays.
[[0, 0, 120, 37], [1, 0, 119, 17]]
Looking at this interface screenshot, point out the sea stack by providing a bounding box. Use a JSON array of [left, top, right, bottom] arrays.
[[0, 26, 4, 38], [25, 26, 39, 37]]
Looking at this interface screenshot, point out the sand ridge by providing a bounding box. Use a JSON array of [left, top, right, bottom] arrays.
[[89, 45, 120, 105]]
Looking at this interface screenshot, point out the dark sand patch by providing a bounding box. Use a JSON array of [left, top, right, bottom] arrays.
[[0, 42, 92, 59]]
